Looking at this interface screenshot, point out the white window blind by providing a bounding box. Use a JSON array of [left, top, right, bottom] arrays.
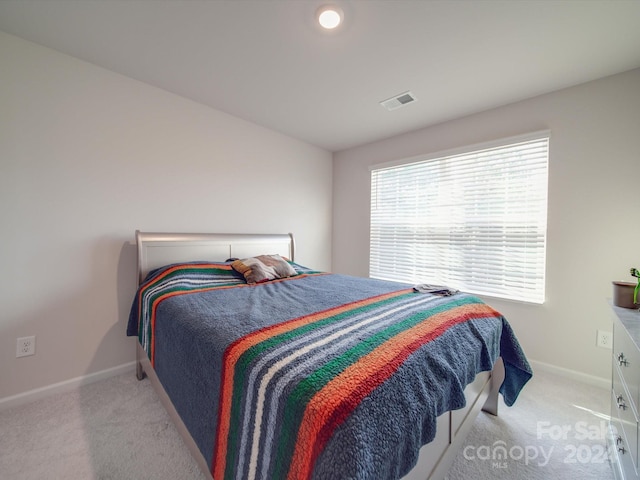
[[370, 133, 549, 304]]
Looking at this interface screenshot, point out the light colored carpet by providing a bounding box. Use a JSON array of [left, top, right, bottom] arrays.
[[0, 373, 205, 480], [447, 370, 614, 480], [0, 368, 614, 480]]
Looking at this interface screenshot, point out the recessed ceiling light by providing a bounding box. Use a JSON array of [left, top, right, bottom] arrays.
[[317, 5, 343, 30]]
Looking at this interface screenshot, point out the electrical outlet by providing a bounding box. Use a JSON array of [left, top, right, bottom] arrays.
[[16, 336, 36, 357], [596, 330, 612, 349]]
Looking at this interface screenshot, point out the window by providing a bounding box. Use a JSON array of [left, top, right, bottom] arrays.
[[370, 132, 549, 304]]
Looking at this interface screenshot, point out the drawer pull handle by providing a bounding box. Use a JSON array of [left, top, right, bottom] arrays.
[[618, 446, 627, 455], [617, 353, 629, 367], [617, 395, 627, 410]]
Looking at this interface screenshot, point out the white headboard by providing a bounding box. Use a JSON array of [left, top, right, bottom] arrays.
[[135, 231, 295, 284]]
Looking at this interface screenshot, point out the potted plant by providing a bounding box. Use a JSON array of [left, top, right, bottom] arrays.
[[613, 268, 640, 309]]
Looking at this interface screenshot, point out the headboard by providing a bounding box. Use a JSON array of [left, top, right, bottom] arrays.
[[135, 230, 295, 284]]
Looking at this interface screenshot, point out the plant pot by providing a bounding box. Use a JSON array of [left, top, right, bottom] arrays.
[[612, 281, 640, 309]]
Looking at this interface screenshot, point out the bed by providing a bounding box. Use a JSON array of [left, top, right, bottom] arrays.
[[127, 231, 532, 480]]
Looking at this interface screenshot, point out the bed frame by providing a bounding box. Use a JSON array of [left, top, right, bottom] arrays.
[[133, 230, 503, 480]]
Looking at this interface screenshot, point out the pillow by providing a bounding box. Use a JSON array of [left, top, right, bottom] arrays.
[[231, 254, 297, 284]]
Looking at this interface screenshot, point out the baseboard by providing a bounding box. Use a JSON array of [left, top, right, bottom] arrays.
[[529, 359, 610, 390], [0, 361, 136, 412], [1, 359, 608, 411]]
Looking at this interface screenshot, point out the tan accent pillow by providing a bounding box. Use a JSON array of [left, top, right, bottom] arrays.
[[231, 255, 297, 284]]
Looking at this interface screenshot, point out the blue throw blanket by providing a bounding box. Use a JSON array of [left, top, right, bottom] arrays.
[[128, 263, 532, 480]]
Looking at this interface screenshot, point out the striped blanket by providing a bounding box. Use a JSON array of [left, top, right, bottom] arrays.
[[127, 262, 532, 480]]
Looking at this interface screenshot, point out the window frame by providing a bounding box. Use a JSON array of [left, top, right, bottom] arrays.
[[369, 131, 550, 304]]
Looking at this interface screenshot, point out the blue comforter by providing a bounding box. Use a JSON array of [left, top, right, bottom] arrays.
[[127, 262, 532, 480]]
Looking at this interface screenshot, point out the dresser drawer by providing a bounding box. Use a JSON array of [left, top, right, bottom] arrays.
[[610, 404, 638, 480], [613, 369, 639, 473], [614, 318, 640, 415]]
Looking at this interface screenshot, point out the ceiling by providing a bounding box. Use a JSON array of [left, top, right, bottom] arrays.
[[1, 0, 639, 152]]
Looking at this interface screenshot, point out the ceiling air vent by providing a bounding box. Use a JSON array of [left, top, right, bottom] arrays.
[[380, 91, 417, 111]]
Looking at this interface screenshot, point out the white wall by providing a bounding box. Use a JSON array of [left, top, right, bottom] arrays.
[[333, 68, 640, 383], [0, 32, 333, 399]]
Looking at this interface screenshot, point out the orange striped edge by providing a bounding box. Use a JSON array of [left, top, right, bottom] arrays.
[[212, 288, 413, 479], [137, 263, 234, 334], [149, 283, 238, 366], [286, 302, 497, 480]]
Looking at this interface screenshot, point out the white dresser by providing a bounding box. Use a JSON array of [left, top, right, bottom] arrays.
[[610, 305, 640, 480]]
